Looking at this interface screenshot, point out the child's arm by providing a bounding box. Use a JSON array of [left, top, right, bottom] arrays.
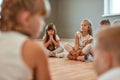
[[74, 32, 79, 50], [85, 39, 93, 46], [34, 46, 51, 80], [22, 40, 51, 80], [51, 35, 60, 48], [42, 35, 52, 48]]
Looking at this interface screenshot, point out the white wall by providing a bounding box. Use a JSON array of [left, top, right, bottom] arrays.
[[40, 0, 58, 38], [0, 0, 2, 5], [0, 0, 3, 12], [41, 0, 120, 38], [57, 0, 104, 38]]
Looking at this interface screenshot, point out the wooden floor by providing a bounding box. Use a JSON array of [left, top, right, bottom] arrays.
[[49, 58, 97, 80]]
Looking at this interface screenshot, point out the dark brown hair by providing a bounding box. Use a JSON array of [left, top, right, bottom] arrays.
[[0, 0, 50, 31], [100, 19, 110, 25], [45, 23, 57, 42]]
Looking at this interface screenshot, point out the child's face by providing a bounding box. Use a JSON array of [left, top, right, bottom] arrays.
[[100, 24, 109, 30], [28, 14, 45, 38], [47, 30, 54, 36], [81, 21, 89, 32]]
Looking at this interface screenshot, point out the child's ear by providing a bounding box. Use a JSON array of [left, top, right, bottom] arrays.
[[17, 11, 31, 27]]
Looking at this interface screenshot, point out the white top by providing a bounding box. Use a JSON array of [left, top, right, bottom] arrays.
[[76, 32, 93, 47], [98, 68, 120, 80], [0, 31, 32, 80]]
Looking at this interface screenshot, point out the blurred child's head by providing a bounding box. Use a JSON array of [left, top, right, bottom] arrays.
[[94, 27, 120, 76], [112, 19, 120, 27], [0, 0, 50, 38], [46, 23, 56, 36], [80, 19, 93, 36], [100, 19, 110, 30]]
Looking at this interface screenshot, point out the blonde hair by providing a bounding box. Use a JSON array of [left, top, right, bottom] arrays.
[[0, 0, 50, 31], [112, 19, 120, 27], [81, 19, 93, 36], [96, 27, 120, 64]]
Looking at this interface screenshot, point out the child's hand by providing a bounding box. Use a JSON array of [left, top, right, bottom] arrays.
[[70, 50, 77, 56], [48, 36, 53, 44], [50, 35, 52, 38], [50, 35, 53, 39], [49, 35, 52, 40], [76, 50, 82, 56], [50, 35, 55, 42]]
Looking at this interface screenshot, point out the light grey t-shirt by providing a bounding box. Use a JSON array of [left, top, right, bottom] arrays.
[[0, 31, 32, 80]]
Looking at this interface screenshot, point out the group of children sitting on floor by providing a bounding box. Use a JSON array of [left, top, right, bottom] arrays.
[[43, 19, 120, 62], [1, 0, 120, 80]]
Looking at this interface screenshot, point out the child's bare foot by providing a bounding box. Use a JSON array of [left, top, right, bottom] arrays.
[[67, 54, 76, 60], [50, 52, 56, 57], [76, 56, 85, 61]]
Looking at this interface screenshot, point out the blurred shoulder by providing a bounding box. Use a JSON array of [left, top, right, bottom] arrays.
[[23, 39, 47, 58]]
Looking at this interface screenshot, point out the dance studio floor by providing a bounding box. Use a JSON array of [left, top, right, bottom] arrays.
[[39, 39, 97, 80], [49, 58, 97, 80]]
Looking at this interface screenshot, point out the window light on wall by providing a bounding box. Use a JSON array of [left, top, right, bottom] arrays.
[[0, 0, 2, 12], [103, 0, 120, 17]]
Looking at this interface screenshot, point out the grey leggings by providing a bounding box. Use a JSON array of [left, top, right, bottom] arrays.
[[64, 43, 94, 61], [64, 43, 92, 55], [46, 47, 64, 58]]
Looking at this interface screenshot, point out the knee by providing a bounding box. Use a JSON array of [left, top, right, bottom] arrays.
[[64, 43, 70, 49], [82, 44, 92, 55], [64, 43, 73, 52], [58, 47, 64, 52]]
